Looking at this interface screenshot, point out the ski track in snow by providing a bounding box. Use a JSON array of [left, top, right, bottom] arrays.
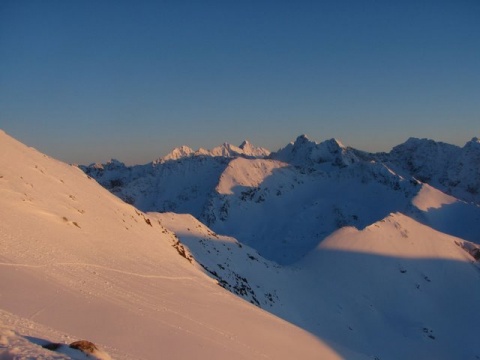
[[0, 263, 272, 359], [0, 262, 194, 281], [0, 259, 270, 356]]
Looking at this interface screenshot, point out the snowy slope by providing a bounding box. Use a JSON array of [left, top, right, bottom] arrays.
[[409, 183, 480, 242], [0, 130, 343, 360], [152, 212, 285, 309], [1, 309, 112, 360], [3, 130, 480, 360], [203, 154, 423, 264], [293, 213, 480, 360], [154, 211, 480, 360]]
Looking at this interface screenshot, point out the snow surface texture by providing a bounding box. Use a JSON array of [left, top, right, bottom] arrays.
[[0, 312, 112, 360], [3, 130, 480, 359], [153, 211, 480, 360]]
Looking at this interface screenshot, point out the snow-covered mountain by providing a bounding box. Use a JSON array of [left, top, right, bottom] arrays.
[[272, 134, 359, 168], [381, 137, 480, 204], [82, 134, 480, 264], [79, 140, 269, 218], [151, 209, 480, 359], [0, 130, 341, 360], [155, 140, 271, 164], [3, 130, 480, 359]]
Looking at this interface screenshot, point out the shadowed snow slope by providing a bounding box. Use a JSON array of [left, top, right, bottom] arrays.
[[293, 213, 480, 360], [0, 130, 343, 360], [155, 212, 480, 360]]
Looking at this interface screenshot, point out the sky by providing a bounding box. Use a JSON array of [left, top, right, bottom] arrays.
[[1, 0, 479, 165]]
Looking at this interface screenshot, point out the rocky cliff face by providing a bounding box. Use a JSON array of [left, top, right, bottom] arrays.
[[383, 137, 480, 203]]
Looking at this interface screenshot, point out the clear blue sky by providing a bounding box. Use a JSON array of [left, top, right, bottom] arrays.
[[1, 0, 479, 164]]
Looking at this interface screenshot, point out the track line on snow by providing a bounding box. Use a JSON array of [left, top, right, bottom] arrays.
[[0, 262, 194, 280], [0, 262, 270, 358]]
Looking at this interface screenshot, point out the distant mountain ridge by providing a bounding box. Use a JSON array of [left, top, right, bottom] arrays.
[[81, 135, 480, 264], [383, 137, 480, 204], [271, 134, 359, 168], [83, 135, 480, 205], [153, 140, 271, 164]]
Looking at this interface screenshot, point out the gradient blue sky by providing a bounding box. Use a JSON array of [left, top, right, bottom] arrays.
[[1, 0, 479, 164]]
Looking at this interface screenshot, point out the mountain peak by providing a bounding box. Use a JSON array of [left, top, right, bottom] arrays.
[[467, 137, 480, 145], [209, 143, 242, 157], [324, 138, 346, 149], [462, 137, 480, 154], [155, 141, 270, 163], [401, 137, 429, 147], [239, 140, 251, 149], [239, 140, 271, 157], [392, 137, 461, 155], [272, 135, 357, 167], [101, 159, 126, 170], [294, 134, 311, 145], [159, 145, 195, 162]]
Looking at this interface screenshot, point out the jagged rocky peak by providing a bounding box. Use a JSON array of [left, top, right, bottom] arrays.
[[208, 142, 242, 157], [103, 159, 127, 170], [464, 137, 480, 149], [84, 158, 126, 171], [397, 137, 453, 153], [388, 138, 461, 174], [322, 137, 347, 150], [272, 134, 315, 161], [460, 137, 480, 163], [239, 140, 271, 157], [157, 140, 270, 163], [294, 134, 312, 145], [314, 138, 358, 165], [384, 136, 480, 204], [457, 136, 480, 190], [400, 137, 431, 147], [392, 137, 460, 153], [272, 135, 357, 167], [239, 140, 251, 148], [290, 134, 346, 152], [90, 162, 104, 170], [161, 145, 195, 162]]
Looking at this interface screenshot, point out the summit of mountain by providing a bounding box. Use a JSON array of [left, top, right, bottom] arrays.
[[152, 140, 271, 165], [270, 134, 358, 168], [383, 136, 480, 204]]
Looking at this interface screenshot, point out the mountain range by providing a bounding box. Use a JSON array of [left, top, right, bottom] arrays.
[[81, 135, 480, 264], [2, 130, 480, 359]]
